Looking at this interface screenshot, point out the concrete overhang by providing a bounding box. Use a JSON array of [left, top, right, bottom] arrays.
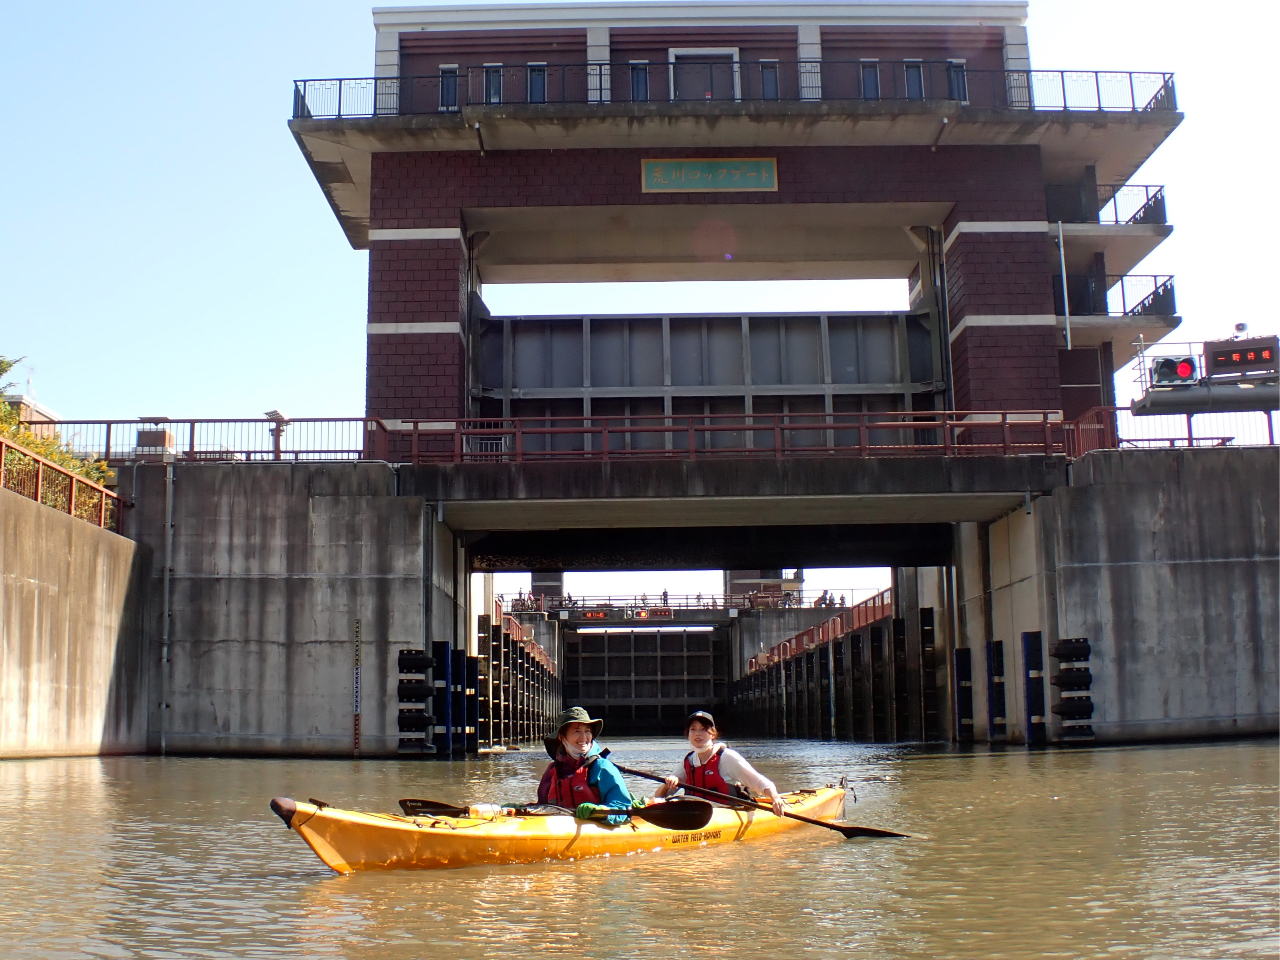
[[1055, 222, 1172, 276], [1057, 314, 1181, 365], [399, 454, 1070, 531], [466, 202, 951, 283], [443, 491, 1032, 530], [290, 101, 1180, 248]]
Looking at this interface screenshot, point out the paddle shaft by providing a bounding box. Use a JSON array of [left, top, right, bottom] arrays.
[[614, 764, 910, 839], [398, 796, 713, 831]]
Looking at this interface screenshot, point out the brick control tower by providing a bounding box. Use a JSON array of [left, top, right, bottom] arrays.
[[291, 0, 1180, 436]]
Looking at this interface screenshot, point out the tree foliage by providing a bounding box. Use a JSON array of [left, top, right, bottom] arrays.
[[1, 355, 113, 486]]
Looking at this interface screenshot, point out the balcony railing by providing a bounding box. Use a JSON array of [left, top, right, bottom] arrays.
[[292, 64, 1176, 119], [1053, 274, 1176, 317], [1046, 184, 1167, 225]]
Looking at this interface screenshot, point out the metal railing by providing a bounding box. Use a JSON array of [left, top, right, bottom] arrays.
[[505, 589, 881, 613], [1, 435, 121, 531], [44, 406, 1268, 467], [26, 418, 390, 465], [1066, 406, 1277, 456], [1098, 184, 1167, 225], [1053, 274, 1176, 317], [1048, 184, 1167, 225], [749, 587, 895, 672], [395, 411, 1068, 463], [293, 64, 1176, 119]]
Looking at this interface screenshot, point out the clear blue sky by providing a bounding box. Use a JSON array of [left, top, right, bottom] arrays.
[[2, 0, 1276, 419]]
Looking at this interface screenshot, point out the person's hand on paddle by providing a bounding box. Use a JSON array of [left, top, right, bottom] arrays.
[[662, 776, 680, 793], [765, 788, 785, 816]]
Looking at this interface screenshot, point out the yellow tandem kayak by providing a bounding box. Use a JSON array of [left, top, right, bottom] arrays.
[[270, 787, 847, 873]]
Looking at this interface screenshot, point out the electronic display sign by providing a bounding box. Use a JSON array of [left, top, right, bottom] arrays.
[[1204, 337, 1279, 378], [581, 610, 609, 620]]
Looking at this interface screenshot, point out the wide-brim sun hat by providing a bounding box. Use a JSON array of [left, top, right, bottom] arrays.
[[544, 706, 604, 759]]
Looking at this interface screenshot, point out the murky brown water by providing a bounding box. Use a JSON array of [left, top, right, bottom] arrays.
[[0, 739, 1275, 959]]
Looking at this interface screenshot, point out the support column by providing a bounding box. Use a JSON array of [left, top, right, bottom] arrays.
[[366, 224, 470, 458], [945, 230, 1062, 413]]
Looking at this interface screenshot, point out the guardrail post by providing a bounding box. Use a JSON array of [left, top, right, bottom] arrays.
[[69, 477, 76, 518], [454, 427, 463, 463], [943, 413, 953, 455], [687, 417, 696, 460], [411, 423, 419, 464], [858, 413, 868, 455], [1002, 414, 1012, 455], [515, 424, 523, 463], [0, 438, 6, 490], [103, 423, 112, 463], [1043, 414, 1053, 454], [601, 422, 609, 461], [98, 486, 107, 528], [773, 416, 782, 459], [35, 462, 43, 505], [188, 422, 197, 462]]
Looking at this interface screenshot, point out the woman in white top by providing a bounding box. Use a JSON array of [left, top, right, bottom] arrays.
[[653, 710, 786, 816]]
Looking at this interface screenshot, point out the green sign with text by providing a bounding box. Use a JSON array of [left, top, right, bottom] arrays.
[[641, 158, 778, 193]]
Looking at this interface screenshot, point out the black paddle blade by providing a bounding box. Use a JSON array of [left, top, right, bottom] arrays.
[[833, 823, 915, 839], [399, 798, 468, 818], [631, 799, 715, 831]]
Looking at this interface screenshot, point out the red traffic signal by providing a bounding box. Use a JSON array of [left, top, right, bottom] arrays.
[[1152, 356, 1197, 385]]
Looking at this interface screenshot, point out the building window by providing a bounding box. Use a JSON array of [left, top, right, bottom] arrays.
[[904, 61, 925, 100], [439, 66, 458, 111], [947, 60, 968, 101], [630, 61, 649, 102], [759, 60, 779, 100], [528, 63, 547, 103], [484, 64, 503, 104], [860, 61, 880, 99]]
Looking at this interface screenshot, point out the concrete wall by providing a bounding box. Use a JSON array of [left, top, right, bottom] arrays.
[[121, 463, 461, 757], [956, 448, 1279, 743], [0, 488, 148, 758], [1050, 449, 1278, 741]]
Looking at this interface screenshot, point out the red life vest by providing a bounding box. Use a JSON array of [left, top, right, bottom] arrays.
[[547, 756, 602, 807], [684, 745, 733, 794]]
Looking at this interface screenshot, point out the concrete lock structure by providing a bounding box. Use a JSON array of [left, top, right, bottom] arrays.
[[4, 0, 1276, 759]]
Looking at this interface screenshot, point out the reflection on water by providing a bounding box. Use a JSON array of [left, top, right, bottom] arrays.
[[0, 740, 1276, 959]]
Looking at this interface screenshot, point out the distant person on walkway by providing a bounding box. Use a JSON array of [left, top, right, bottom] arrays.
[[661, 589, 669, 605], [537, 707, 633, 823], [653, 711, 785, 816]]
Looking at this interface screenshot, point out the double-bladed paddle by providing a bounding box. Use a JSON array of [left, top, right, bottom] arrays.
[[613, 764, 914, 839], [397, 796, 715, 831]]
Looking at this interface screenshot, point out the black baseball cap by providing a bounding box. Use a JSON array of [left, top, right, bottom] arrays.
[[684, 710, 716, 732]]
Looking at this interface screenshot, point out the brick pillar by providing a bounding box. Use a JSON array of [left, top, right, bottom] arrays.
[[366, 236, 469, 423], [945, 231, 1062, 412]]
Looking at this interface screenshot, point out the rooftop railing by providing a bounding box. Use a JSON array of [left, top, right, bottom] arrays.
[[293, 63, 1176, 119]]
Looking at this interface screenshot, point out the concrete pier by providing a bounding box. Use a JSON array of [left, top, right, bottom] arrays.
[[0, 487, 148, 758]]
